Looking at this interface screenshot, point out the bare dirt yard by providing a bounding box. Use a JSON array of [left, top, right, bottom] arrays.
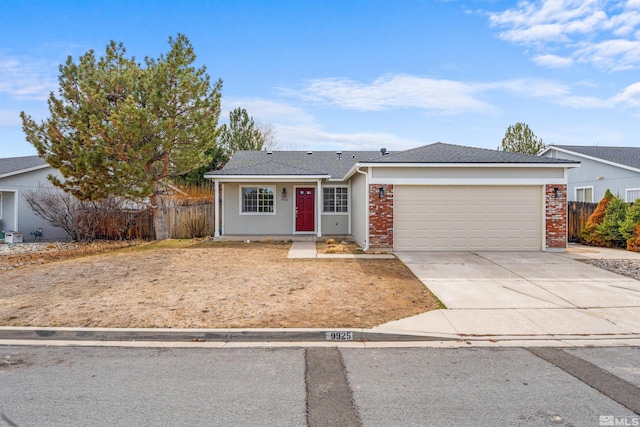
[[0, 240, 440, 328]]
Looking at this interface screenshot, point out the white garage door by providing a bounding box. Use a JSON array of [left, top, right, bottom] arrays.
[[394, 186, 542, 251]]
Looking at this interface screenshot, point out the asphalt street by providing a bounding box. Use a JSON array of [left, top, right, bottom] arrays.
[[1, 345, 639, 426]]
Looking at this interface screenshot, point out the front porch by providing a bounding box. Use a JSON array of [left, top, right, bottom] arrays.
[[215, 234, 354, 243]]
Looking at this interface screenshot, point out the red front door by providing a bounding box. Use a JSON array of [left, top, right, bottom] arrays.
[[296, 188, 315, 232]]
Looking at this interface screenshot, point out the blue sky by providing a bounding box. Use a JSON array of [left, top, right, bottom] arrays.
[[2, 0, 640, 158]]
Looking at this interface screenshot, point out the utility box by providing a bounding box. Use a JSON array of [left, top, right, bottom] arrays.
[[5, 232, 23, 244]]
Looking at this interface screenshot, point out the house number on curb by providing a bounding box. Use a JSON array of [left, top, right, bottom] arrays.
[[326, 331, 353, 340]]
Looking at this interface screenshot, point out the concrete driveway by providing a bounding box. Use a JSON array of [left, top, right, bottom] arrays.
[[376, 247, 640, 339], [396, 251, 640, 309]]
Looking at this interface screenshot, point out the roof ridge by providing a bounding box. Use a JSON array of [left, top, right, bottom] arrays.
[[551, 145, 639, 149]]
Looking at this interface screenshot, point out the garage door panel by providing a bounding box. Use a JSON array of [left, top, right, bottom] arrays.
[[394, 186, 542, 251]]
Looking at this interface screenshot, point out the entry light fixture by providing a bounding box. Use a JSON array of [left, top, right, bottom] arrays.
[[554, 187, 559, 198], [282, 188, 287, 199], [379, 186, 385, 199]]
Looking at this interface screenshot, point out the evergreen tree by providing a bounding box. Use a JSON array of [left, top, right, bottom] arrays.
[[21, 34, 222, 239], [595, 195, 628, 248], [179, 107, 272, 185], [620, 200, 640, 242], [498, 122, 546, 155]]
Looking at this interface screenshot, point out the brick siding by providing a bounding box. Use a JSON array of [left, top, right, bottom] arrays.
[[369, 184, 394, 249], [545, 184, 567, 250]]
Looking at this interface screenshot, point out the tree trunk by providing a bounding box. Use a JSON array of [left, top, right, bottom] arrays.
[[151, 193, 169, 240]]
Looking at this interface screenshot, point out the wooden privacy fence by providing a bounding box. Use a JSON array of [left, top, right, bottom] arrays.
[[96, 202, 217, 240], [161, 203, 216, 239], [567, 201, 597, 242]]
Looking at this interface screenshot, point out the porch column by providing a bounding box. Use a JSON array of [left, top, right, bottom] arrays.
[[316, 180, 322, 237], [214, 180, 220, 237]]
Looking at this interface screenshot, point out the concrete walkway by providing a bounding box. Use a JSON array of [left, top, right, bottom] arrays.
[[287, 241, 395, 259], [378, 245, 640, 341], [287, 242, 318, 258]]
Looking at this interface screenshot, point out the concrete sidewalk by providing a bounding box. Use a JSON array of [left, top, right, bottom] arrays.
[[287, 241, 395, 259], [287, 241, 318, 258], [378, 245, 640, 342]]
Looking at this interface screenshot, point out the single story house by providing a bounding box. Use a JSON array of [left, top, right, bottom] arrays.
[[540, 145, 640, 203], [205, 142, 579, 252], [0, 155, 67, 242]]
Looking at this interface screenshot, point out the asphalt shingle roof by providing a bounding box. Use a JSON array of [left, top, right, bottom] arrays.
[[549, 145, 640, 170], [206, 142, 578, 180], [205, 150, 381, 179], [362, 142, 577, 164], [0, 155, 47, 176]]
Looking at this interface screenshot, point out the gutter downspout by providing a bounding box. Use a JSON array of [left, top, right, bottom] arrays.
[[355, 166, 369, 252]]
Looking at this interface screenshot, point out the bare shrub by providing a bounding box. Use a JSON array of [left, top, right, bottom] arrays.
[[180, 213, 207, 238], [24, 187, 83, 241], [24, 188, 147, 241]]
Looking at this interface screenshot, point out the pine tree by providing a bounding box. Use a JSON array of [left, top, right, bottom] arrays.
[[21, 34, 222, 239], [498, 122, 546, 155], [595, 196, 628, 248]]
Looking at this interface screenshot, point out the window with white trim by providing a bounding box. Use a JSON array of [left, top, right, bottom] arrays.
[[575, 187, 593, 203], [323, 187, 348, 213], [240, 186, 275, 214], [626, 188, 640, 203]]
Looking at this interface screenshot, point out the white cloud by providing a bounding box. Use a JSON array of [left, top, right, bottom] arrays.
[[607, 10, 640, 36], [575, 39, 640, 70], [532, 54, 575, 67], [286, 73, 620, 113], [0, 55, 57, 100], [610, 81, 640, 106], [483, 77, 607, 107], [288, 74, 496, 114], [221, 98, 315, 125], [627, 0, 640, 9], [231, 74, 640, 152], [0, 109, 22, 126], [487, 0, 640, 70], [273, 124, 422, 152]]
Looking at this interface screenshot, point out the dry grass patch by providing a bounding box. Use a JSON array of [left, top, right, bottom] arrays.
[[0, 240, 439, 328], [316, 240, 364, 255]]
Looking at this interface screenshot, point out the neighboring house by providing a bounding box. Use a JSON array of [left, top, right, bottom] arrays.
[[205, 142, 579, 252], [0, 155, 67, 242], [540, 145, 640, 203]]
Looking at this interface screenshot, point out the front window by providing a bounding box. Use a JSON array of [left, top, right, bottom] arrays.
[[626, 188, 640, 203], [323, 187, 348, 213], [241, 186, 275, 214], [575, 187, 593, 203]]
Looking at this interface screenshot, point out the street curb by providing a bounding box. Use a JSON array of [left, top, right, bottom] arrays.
[[1, 328, 639, 348], [0, 327, 458, 343]]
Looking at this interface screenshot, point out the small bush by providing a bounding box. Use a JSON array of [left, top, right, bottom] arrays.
[[580, 189, 615, 246], [595, 197, 628, 248], [627, 222, 640, 252], [620, 200, 640, 239]]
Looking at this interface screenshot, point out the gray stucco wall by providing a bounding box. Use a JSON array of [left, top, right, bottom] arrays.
[[321, 213, 349, 235], [542, 150, 640, 201], [222, 182, 297, 235], [221, 181, 353, 236], [0, 167, 68, 241], [350, 170, 367, 248]]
